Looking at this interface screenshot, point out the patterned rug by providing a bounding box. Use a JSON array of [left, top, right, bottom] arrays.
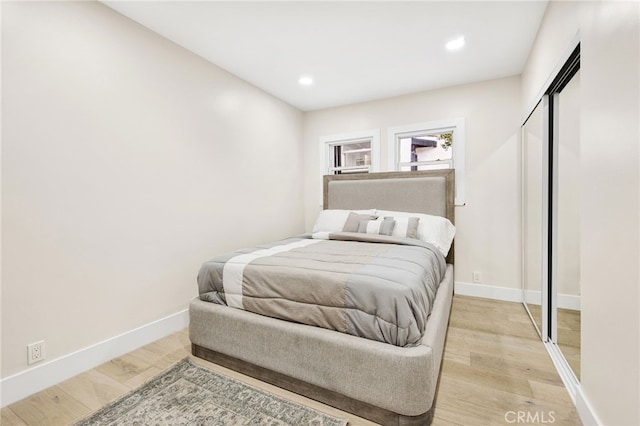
[[75, 358, 348, 426]]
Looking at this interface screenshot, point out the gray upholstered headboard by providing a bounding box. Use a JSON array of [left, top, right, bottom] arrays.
[[323, 170, 455, 263]]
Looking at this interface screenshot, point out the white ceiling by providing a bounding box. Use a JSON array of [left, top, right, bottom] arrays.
[[103, 1, 548, 111]]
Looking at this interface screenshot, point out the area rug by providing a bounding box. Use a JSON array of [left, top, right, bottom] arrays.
[[75, 358, 348, 426]]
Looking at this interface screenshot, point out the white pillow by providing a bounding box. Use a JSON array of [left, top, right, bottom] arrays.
[[376, 209, 456, 257], [311, 209, 376, 234]]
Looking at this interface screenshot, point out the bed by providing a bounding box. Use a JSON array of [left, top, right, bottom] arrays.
[[189, 170, 455, 425]]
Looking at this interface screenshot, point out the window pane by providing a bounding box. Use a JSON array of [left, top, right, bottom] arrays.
[[322, 129, 378, 176], [399, 133, 453, 165], [334, 141, 371, 169]]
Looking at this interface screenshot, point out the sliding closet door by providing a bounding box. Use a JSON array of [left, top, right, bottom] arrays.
[[522, 44, 580, 389], [551, 69, 581, 379]]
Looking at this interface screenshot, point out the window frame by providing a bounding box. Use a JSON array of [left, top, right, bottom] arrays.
[[319, 129, 380, 176], [388, 119, 466, 205]]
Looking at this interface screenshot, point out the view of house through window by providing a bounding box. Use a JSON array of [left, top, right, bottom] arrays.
[[399, 131, 453, 171], [329, 140, 372, 174]]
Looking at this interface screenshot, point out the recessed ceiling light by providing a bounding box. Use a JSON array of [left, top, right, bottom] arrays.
[[446, 36, 465, 51], [299, 76, 314, 86]]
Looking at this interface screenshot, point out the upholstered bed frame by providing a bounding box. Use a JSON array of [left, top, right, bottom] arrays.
[[190, 170, 455, 425]]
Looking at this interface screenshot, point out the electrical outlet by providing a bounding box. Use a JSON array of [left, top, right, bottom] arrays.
[[27, 341, 45, 365], [472, 271, 482, 283]]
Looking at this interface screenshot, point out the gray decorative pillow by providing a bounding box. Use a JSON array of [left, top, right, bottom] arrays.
[[405, 217, 420, 239], [357, 217, 396, 236], [342, 212, 378, 232]]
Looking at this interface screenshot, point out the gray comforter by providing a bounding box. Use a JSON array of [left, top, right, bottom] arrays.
[[197, 233, 446, 347]]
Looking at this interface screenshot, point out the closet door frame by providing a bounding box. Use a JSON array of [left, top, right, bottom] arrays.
[[541, 94, 551, 344], [546, 44, 581, 388]]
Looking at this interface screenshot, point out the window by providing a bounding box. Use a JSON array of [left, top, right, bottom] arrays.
[[388, 119, 465, 205], [398, 133, 453, 171], [320, 129, 380, 175]]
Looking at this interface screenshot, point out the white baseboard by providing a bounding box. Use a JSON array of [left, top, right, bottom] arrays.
[[455, 281, 523, 303], [558, 293, 580, 311], [0, 309, 189, 408], [456, 281, 581, 311], [575, 385, 602, 426], [525, 289, 581, 310]]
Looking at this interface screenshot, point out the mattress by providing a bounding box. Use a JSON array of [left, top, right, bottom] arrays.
[[197, 232, 446, 347]]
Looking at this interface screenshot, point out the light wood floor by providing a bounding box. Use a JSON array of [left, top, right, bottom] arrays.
[[527, 304, 581, 380], [1, 295, 581, 425]]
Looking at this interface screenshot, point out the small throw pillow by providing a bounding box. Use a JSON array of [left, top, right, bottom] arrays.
[[342, 212, 378, 232], [357, 217, 396, 236]]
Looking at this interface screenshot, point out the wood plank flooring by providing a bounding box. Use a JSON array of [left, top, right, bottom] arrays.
[[526, 304, 581, 380], [1, 295, 581, 425]]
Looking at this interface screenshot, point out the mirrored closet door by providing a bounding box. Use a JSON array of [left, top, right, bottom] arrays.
[[522, 101, 545, 337], [552, 68, 581, 380], [521, 44, 581, 389]]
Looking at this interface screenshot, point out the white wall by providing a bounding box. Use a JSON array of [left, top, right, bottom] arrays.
[[521, 1, 639, 424], [303, 76, 522, 289], [1, 1, 304, 379], [580, 2, 639, 424], [521, 1, 581, 116]]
